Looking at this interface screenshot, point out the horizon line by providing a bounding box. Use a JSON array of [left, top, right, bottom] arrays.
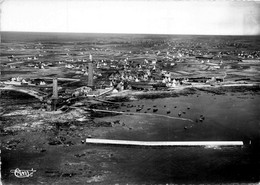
[[1, 30, 259, 37]]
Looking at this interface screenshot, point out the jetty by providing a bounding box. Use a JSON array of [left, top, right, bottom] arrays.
[[85, 138, 243, 147]]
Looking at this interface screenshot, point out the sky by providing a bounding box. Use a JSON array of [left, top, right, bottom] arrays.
[[1, 0, 260, 35]]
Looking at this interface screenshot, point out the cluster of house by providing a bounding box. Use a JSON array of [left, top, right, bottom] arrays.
[[86, 53, 227, 91], [3, 76, 46, 86], [103, 65, 185, 91]]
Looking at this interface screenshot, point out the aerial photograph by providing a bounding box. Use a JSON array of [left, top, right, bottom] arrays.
[[0, 0, 260, 184]]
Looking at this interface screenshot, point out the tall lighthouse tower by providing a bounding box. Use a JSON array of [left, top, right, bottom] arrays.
[[88, 54, 94, 88]]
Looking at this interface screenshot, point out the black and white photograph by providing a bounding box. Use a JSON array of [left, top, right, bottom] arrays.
[[0, 0, 260, 184]]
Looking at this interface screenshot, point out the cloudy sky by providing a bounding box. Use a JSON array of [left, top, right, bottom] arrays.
[[1, 0, 260, 35]]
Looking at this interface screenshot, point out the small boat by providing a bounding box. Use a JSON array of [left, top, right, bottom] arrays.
[[136, 108, 142, 112]]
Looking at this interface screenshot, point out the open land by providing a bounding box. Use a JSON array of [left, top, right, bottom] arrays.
[[1, 32, 260, 184]]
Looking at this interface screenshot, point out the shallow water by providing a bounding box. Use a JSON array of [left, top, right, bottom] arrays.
[[92, 92, 260, 183], [99, 92, 260, 142]]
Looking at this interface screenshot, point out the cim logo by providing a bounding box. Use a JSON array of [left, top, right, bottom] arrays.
[[10, 168, 36, 178]]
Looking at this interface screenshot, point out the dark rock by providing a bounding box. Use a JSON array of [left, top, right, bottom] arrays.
[[60, 136, 66, 142], [5, 139, 21, 149], [114, 120, 120, 124], [40, 149, 47, 153], [61, 173, 77, 177], [48, 138, 62, 145]]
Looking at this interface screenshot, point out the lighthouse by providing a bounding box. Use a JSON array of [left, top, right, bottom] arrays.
[[88, 54, 94, 87]]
